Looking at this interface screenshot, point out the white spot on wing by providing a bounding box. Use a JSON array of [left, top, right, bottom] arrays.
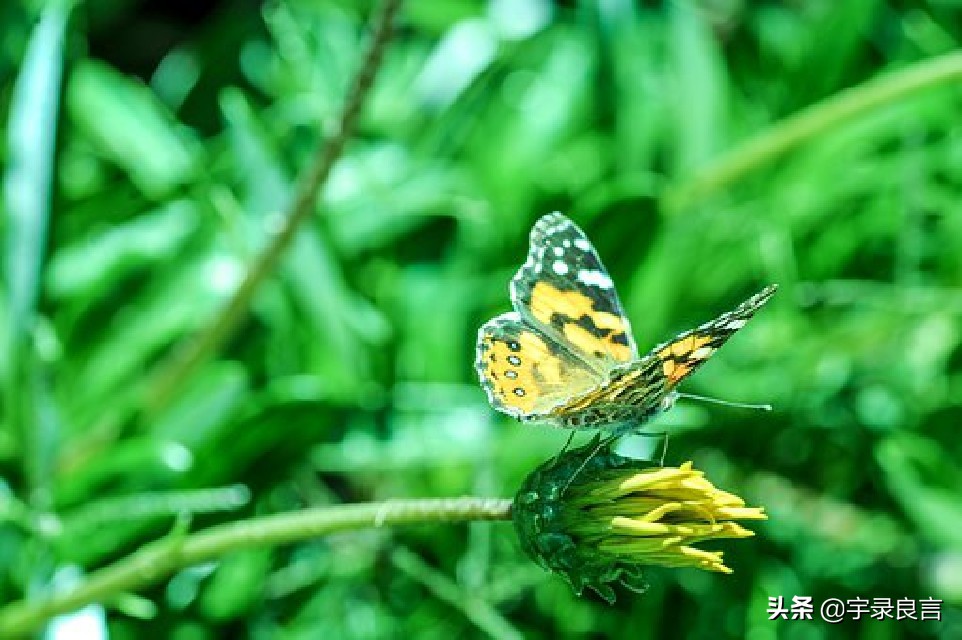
[[552, 260, 569, 275], [577, 269, 613, 289], [692, 346, 714, 360], [548, 221, 568, 235], [574, 238, 590, 251], [553, 246, 564, 257], [725, 319, 747, 330]]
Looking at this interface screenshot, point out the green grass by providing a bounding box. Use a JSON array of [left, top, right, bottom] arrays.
[[1, 0, 962, 638]]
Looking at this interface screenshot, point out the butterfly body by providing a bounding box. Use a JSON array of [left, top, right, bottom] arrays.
[[540, 356, 674, 430], [476, 212, 776, 433]]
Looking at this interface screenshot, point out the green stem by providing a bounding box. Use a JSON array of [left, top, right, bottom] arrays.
[[0, 497, 513, 637], [663, 51, 962, 213], [143, 0, 403, 416]]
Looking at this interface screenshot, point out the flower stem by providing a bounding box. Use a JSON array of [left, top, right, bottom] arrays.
[[143, 0, 403, 417], [663, 51, 962, 213], [0, 497, 512, 637]]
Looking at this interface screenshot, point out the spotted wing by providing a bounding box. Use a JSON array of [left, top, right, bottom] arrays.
[[652, 285, 777, 387], [475, 312, 603, 420], [509, 212, 638, 371]]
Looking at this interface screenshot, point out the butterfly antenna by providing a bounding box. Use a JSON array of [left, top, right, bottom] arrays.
[[677, 392, 772, 412], [561, 434, 618, 496]]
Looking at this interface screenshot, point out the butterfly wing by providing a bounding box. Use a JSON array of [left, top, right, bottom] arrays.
[[477, 209, 776, 426], [475, 312, 603, 420], [553, 285, 779, 424], [652, 284, 777, 387], [509, 212, 638, 370]]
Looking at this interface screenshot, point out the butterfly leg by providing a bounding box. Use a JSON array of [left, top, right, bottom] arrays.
[[623, 414, 669, 466], [561, 433, 620, 496], [617, 421, 670, 466], [637, 429, 669, 466], [657, 429, 669, 467]]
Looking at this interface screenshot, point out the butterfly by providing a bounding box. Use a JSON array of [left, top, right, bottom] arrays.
[[475, 212, 776, 434]]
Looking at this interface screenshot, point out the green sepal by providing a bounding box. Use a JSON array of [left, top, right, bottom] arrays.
[[512, 436, 652, 603]]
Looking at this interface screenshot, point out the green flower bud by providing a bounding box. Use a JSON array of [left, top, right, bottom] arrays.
[[513, 436, 767, 603]]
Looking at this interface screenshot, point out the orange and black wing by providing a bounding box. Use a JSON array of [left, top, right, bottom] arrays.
[[652, 285, 777, 387], [509, 212, 638, 370], [475, 312, 602, 420]]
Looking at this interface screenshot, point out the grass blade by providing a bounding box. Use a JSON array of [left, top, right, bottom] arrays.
[[2, 1, 70, 495]]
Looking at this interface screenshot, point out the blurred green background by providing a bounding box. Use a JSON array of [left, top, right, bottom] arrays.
[[2, 0, 962, 638]]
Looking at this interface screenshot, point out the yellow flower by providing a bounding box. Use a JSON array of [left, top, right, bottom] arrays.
[[513, 438, 767, 602]]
